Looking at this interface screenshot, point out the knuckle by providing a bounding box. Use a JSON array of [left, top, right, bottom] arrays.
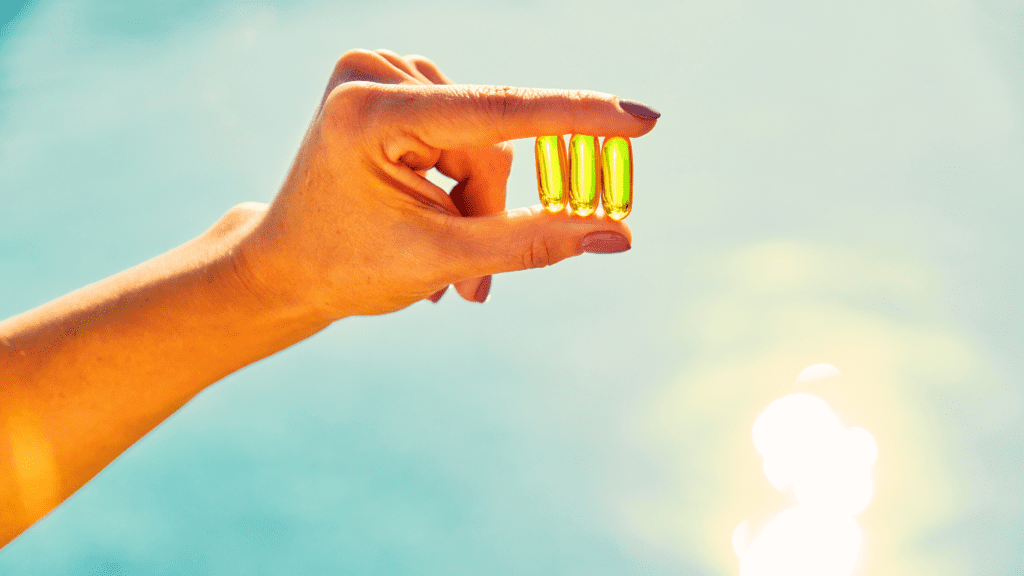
[[322, 81, 378, 135], [407, 55, 444, 79], [331, 49, 389, 86], [523, 235, 555, 270], [477, 85, 528, 125], [333, 48, 376, 76], [322, 82, 418, 140], [406, 54, 433, 67]]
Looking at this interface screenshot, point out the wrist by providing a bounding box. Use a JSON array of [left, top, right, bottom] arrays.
[[204, 203, 334, 341]]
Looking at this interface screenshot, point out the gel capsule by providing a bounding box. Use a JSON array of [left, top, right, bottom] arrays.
[[568, 134, 600, 216], [601, 136, 633, 220], [535, 135, 568, 212]]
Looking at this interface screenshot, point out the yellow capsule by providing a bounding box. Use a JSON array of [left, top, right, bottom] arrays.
[[601, 136, 633, 220], [568, 134, 600, 216], [535, 135, 568, 212]]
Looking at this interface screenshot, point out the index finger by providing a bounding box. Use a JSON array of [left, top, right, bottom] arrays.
[[330, 82, 659, 153]]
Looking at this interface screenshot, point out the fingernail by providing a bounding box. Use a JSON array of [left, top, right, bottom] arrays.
[[428, 286, 448, 303], [474, 275, 492, 303], [619, 99, 661, 120], [582, 231, 631, 254]]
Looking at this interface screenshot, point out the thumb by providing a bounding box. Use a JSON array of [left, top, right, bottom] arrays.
[[438, 205, 632, 283]]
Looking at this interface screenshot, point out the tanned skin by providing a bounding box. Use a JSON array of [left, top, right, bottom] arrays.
[[0, 48, 656, 547]]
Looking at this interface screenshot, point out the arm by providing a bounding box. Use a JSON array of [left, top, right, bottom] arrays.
[[0, 202, 329, 546], [0, 48, 656, 548]]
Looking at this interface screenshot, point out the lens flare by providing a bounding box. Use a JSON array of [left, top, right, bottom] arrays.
[[736, 366, 877, 576]]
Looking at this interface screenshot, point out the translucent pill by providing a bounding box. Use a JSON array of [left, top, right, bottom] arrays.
[[535, 135, 568, 212], [601, 136, 633, 220], [569, 134, 600, 216]]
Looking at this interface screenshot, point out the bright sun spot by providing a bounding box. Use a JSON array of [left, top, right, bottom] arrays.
[[733, 365, 878, 576]]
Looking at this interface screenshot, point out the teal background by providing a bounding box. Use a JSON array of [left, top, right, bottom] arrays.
[[0, 0, 1021, 574], [1, 1, 36, 42]]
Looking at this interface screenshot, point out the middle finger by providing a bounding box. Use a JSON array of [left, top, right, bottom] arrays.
[[373, 49, 433, 84]]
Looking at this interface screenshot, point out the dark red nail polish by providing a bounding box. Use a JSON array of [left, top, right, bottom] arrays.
[[474, 275, 492, 303], [582, 231, 631, 254], [619, 99, 661, 120], [428, 286, 448, 303]]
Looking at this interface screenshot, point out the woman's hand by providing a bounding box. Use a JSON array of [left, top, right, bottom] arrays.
[[235, 49, 659, 321], [0, 48, 659, 546]]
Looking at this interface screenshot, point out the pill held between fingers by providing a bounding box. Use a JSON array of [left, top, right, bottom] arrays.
[[569, 134, 600, 217], [535, 135, 568, 213], [600, 136, 632, 221]]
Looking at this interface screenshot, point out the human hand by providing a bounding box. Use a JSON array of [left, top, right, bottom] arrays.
[[236, 49, 659, 321]]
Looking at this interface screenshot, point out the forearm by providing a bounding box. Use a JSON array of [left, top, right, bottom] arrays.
[[0, 203, 330, 546]]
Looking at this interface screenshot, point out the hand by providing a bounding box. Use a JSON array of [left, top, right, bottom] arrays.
[[0, 50, 661, 542], [235, 49, 659, 320]]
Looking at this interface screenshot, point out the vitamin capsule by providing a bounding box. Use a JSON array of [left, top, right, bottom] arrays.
[[601, 136, 633, 220], [535, 135, 568, 212], [568, 134, 600, 216]]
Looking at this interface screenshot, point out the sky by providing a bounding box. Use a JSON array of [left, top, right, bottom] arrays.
[[0, 0, 1022, 574]]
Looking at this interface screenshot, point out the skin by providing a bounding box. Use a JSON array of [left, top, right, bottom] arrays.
[[0, 49, 657, 547]]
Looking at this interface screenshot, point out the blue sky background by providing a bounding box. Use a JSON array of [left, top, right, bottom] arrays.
[[0, 0, 1021, 574]]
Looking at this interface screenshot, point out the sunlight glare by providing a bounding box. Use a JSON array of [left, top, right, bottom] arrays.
[[736, 366, 877, 576]]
